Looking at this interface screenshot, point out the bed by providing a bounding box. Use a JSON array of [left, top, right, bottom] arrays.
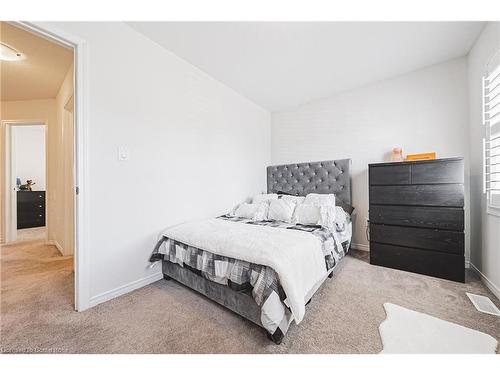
[[149, 159, 352, 344]]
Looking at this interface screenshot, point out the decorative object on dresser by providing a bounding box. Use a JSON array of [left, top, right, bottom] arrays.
[[390, 147, 404, 162], [368, 157, 465, 282], [17, 191, 46, 229], [19, 179, 36, 191], [405, 152, 437, 161]]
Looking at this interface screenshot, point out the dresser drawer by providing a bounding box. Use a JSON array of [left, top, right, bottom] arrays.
[[17, 217, 45, 229], [18, 209, 45, 220], [369, 184, 464, 207], [17, 191, 45, 203], [370, 223, 464, 254], [370, 242, 465, 282], [369, 205, 464, 231], [17, 201, 45, 212], [17, 210, 45, 229], [369, 164, 410, 185], [411, 160, 464, 184]]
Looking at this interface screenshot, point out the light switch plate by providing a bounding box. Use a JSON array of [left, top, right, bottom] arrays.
[[118, 145, 130, 161]]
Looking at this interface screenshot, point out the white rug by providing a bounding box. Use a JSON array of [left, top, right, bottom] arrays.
[[379, 303, 498, 354]]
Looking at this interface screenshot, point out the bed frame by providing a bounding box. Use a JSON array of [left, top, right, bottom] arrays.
[[162, 159, 352, 344]]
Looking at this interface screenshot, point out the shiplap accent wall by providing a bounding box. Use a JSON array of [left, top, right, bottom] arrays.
[[271, 58, 470, 256]]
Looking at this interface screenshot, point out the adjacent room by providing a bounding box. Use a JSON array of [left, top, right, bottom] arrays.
[[0, 20, 499, 356], [1, 22, 76, 317], [11, 123, 47, 241]]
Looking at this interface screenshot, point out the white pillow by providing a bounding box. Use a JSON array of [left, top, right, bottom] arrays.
[[334, 206, 349, 231], [280, 195, 305, 205], [293, 204, 325, 226], [268, 199, 296, 222], [228, 202, 244, 216], [303, 193, 336, 207], [252, 193, 278, 204], [303, 193, 336, 226], [234, 202, 268, 221]]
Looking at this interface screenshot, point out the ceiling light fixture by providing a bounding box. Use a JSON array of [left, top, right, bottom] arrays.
[[0, 42, 25, 61]]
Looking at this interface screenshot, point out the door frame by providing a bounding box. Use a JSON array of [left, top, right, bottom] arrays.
[[10, 22, 91, 312], [2, 121, 48, 244]]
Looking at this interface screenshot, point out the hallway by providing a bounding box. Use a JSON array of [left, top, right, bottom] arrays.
[[16, 227, 47, 242], [0, 238, 73, 353]]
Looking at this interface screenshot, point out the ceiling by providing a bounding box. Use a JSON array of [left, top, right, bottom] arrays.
[[128, 22, 485, 112], [0, 22, 73, 101]]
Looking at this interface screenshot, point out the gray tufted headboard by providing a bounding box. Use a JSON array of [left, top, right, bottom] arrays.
[[267, 159, 352, 206]]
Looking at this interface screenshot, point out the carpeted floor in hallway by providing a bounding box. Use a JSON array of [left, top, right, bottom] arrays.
[[16, 227, 47, 242], [1, 237, 499, 354]]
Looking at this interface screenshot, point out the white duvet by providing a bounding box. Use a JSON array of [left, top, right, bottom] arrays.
[[162, 218, 328, 323]]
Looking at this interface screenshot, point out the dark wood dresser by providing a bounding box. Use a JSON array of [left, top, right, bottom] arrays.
[[368, 157, 465, 282], [17, 191, 46, 229]]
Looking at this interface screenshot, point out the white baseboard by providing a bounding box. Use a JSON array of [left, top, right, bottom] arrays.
[[89, 272, 163, 308], [46, 239, 63, 254], [468, 262, 500, 301], [351, 242, 370, 252]]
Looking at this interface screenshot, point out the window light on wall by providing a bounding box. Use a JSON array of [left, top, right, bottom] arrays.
[[483, 49, 500, 215]]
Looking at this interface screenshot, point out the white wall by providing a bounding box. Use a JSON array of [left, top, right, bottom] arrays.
[[12, 125, 46, 190], [51, 65, 75, 255], [40, 22, 271, 305], [272, 58, 470, 254], [467, 22, 500, 298]]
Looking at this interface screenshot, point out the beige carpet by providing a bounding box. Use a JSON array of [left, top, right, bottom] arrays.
[[1, 238, 499, 354], [16, 226, 46, 242]]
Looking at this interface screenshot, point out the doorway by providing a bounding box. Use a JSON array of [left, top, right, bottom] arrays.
[[3, 122, 47, 243], [1, 21, 79, 309], [1, 20, 89, 311]]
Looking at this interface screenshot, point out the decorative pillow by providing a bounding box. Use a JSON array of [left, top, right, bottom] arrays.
[[228, 202, 243, 216], [303, 193, 336, 207], [334, 206, 351, 231], [280, 194, 305, 205], [276, 190, 300, 196], [252, 193, 278, 204], [276, 190, 293, 195], [268, 199, 296, 222], [303, 193, 336, 227], [293, 204, 325, 226], [234, 202, 268, 221], [337, 200, 355, 215]]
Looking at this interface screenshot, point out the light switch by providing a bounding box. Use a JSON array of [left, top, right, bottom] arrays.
[[118, 145, 130, 161]]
